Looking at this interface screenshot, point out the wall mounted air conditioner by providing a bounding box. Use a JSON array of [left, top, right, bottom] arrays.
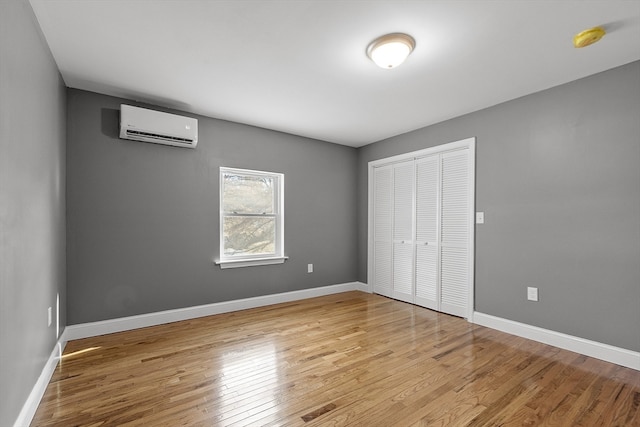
[[119, 104, 198, 148]]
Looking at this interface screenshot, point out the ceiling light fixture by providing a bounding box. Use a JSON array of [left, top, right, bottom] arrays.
[[573, 26, 606, 48], [367, 33, 415, 69]]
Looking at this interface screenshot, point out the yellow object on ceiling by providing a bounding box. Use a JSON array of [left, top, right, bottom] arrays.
[[573, 26, 606, 48]]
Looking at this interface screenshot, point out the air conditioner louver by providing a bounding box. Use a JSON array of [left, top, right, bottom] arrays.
[[119, 104, 198, 148], [125, 130, 194, 144]]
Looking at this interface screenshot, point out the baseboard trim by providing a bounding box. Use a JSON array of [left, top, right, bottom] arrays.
[[13, 330, 68, 427], [473, 312, 640, 371], [66, 282, 369, 341]]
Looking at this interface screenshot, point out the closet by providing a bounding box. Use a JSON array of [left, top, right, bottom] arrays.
[[368, 138, 475, 319]]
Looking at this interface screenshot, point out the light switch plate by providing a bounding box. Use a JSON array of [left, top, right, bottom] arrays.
[[527, 287, 539, 302], [476, 212, 485, 224]]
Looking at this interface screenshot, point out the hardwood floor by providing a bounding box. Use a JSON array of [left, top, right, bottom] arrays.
[[31, 292, 640, 426]]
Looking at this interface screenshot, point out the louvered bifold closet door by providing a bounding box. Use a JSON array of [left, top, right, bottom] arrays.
[[373, 166, 393, 298], [415, 155, 440, 310], [392, 160, 415, 303], [440, 149, 470, 318]]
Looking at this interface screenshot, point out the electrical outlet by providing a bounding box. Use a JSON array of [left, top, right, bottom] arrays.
[[48, 307, 52, 326], [527, 287, 539, 302], [476, 212, 485, 224], [308, 264, 313, 273]]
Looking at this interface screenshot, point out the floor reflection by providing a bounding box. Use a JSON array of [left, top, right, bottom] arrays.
[[217, 342, 278, 420]]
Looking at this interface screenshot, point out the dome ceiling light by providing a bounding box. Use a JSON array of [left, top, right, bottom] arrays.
[[367, 33, 415, 69]]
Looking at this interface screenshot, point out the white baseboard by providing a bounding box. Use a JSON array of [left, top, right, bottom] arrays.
[[13, 330, 68, 427], [473, 312, 640, 371], [66, 282, 368, 341]]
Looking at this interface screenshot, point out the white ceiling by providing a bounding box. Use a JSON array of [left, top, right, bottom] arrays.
[[30, 1, 640, 147]]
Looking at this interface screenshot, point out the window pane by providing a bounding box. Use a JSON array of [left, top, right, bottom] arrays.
[[223, 216, 275, 256], [223, 173, 275, 214]]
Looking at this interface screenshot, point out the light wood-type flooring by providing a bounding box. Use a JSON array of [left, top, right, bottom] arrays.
[[31, 291, 640, 426]]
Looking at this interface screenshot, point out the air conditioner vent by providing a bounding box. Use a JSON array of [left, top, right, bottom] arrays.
[[120, 104, 198, 148], [125, 130, 194, 144]]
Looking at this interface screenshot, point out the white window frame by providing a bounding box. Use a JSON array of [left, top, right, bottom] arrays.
[[216, 167, 287, 269]]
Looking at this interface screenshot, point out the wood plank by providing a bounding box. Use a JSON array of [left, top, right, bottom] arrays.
[[30, 292, 640, 426]]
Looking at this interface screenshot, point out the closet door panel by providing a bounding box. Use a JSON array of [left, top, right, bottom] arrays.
[[440, 149, 470, 317], [392, 160, 415, 303], [373, 166, 393, 298], [414, 156, 439, 309]]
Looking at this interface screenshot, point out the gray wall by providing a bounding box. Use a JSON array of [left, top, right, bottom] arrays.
[[0, 1, 67, 425], [66, 89, 358, 324], [358, 61, 640, 352]]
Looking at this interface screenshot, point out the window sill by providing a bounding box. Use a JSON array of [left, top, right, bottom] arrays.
[[216, 256, 289, 269]]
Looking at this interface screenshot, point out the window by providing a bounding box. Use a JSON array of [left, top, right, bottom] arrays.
[[217, 167, 286, 268]]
